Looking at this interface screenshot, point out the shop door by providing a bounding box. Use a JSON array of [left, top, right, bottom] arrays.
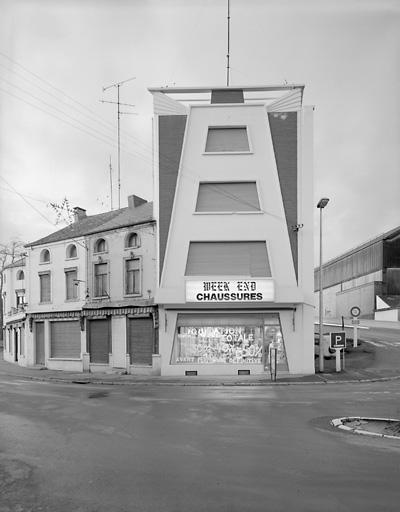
[[128, 317, 154, 365], [14, 330, 18, 362], [35, 322, 45, 365], [89, 318, 110, 363]]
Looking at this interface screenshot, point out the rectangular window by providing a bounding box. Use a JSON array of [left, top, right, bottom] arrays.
[[170, 313, 288, 370], [94, 263, 108, 297], [185, 242, 271, 277], [65, 269, 78, 300], [39, 272, 51, 303], [125, 258, 140, 295], [15, 290, 25, 308], [205, 126, 250, 153], [196, 182, 260, 212]]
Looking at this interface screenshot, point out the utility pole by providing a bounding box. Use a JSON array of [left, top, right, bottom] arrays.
[[109, 156, 113, 211], [226, 0, 231, 86], [101, 76, 136, 209]]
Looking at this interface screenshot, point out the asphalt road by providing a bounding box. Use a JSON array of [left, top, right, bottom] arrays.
[[1, 375, 399, 512]]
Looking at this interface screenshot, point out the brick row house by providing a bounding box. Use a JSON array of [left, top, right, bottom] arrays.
[[2, 195, 159, 374]]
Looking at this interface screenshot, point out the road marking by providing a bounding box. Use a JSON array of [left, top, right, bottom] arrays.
[[365, 340, 387, 348]]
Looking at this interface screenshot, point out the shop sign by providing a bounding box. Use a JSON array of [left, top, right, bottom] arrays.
[[185, 279, 274, 302]]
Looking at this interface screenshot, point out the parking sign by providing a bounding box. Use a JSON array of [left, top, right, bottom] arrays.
[[330, 331, 346, 349]]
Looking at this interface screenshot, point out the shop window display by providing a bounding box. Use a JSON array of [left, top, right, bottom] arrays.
[[171, 314, 288, 370]]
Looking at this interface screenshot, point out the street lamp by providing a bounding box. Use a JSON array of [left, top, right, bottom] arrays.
[[317, 197, 329, 372]]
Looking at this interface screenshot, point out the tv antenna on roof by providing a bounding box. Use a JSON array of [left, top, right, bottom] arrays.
[[226, 0, 231, 86], [100, 76, 136, 209]]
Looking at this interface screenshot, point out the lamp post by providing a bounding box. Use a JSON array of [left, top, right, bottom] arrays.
[[317, 197, 329, 372]]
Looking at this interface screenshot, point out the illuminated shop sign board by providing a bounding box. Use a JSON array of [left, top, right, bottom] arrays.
[[185, 279, 275, 302]]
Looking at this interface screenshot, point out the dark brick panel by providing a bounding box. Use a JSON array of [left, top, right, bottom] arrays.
[[158, 115, 187, 280], [268, 112, 298, 281]]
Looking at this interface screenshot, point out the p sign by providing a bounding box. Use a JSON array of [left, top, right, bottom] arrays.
[[330, 331, 346, 349]]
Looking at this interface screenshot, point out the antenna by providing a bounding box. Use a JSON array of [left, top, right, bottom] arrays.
[[109, 155, 113, 211], [100, 76, 136, 209], [226, 0, 231, 86]]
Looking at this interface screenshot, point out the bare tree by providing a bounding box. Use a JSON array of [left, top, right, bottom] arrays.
[[0, 240, 26, 342]]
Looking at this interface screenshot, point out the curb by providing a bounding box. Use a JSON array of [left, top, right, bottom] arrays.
[[2, 370, 400, 387], [331, 416, 400, 440]]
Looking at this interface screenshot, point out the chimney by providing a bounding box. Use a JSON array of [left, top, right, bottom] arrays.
[[128, 195, 147, 209], [73, 207, 87, 222]]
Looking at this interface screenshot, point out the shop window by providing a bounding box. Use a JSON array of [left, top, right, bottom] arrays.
[[205, 126, 250, 153], [39, 272, 51, 303], [65, 268, 78, 300], [40, 249, 50, 263], [94, 238, 107, 254], [16, 270, 25, 280], [94, 262, 108, 297], [66, 244, 77, 259], [170, 313, 288, 370], [125, 232, 140, 249], [185, 241, 271, 277], [125, 258, 140, 295], [196, 182, 260, 212]]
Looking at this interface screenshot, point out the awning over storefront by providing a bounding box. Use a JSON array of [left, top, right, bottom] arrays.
[[29, 311, 81, 319], [82, 306, 155, 317]]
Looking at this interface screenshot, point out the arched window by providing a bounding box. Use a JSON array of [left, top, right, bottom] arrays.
[[16, 270, 25, 280], [94, 238, 107, 254], [40, 249, 50, 263], [66, 244, 77, 259], [125, 232, 139, 249]]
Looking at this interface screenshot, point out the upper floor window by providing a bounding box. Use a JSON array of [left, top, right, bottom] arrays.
[[66, 244, 77, 259], [40, 249, 51, 263], [39, 271, 51, 303], [125, 232, 140, 249], [196, 182, 260, 212], [94, 238, 107, 254], [205, 126, 250, 153], [15, 290, 26, 308], [16, 270, 25, 280], [65, 268, 78, 301], [94, 262, 108, 297], [125, 258, 140, 295]]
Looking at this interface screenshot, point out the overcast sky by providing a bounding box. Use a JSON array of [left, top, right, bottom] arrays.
[[0, 0, 399, 263]]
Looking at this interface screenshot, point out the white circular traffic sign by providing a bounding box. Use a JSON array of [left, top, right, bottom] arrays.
[[350, 306, 361, 318]]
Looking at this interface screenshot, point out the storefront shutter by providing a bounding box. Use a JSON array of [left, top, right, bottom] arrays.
[[185, 241, 271, 277], [129, 318, 153, 365], [89, 319, 110, 363], [196, 182, 260, 212], [50, 321, 80, 358], [205, 127, 249, 152]]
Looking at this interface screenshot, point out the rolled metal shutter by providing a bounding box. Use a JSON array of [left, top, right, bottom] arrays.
[[129, 318, 153, 365], [89, 319, 110, 363], [196, 182, 260, 212], [50, 321, 80, 358], [185, 241, 271, 276]]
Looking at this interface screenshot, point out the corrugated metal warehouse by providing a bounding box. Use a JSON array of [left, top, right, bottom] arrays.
[[314, 226, 400, 320]]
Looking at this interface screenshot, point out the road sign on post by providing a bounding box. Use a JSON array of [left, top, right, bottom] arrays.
[[330, 332, 346, 349], [330, 331, 346, 373], [350, 306, 361, 347]]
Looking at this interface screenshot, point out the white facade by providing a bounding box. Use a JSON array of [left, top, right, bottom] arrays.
[[151, 85, 315, 376]]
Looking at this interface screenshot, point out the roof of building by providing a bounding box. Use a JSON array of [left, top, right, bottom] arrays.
[[3, 257, 26, 270], [315, 225, 400, 271], [27, 201, 154, 248]]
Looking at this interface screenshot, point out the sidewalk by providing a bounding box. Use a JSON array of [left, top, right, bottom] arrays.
[[1, 345, 399, 387]]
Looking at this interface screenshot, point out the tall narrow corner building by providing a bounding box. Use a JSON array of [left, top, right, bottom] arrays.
[[149, 84, 315, 376]]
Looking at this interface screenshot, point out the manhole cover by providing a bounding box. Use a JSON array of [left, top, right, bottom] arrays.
[[331, 417, 400, 440]]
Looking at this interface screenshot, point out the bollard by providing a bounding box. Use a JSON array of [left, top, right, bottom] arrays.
[[335, 348, 342, 372]]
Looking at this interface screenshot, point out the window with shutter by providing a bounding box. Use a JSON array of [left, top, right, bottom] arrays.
[[39, 272, 51, 302], [205, 127, 250, 153], [185, 242, 271, 277], [196, 182, 260, 212], [125, 258, 140, 295], [65, 269, 78, 300], [94, 263, 108, 297]]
